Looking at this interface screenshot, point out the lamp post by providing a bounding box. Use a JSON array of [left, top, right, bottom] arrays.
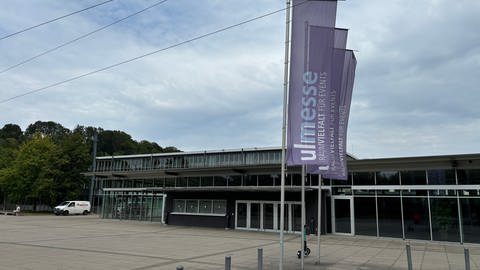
[[89, 130, 98, 211]]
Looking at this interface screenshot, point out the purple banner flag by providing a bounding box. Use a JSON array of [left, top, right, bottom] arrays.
[[322, 50, 356, 179], [287, 0, 338, 166], [305, 28, 347, 175]]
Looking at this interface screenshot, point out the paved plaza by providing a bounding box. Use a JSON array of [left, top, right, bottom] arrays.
[[0, 215, 479, 270]]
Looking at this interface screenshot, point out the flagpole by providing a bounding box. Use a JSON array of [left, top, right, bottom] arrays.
[[279, 1, 291, 269], [316, 173, 322, 264], [301, 165, 306, 269]]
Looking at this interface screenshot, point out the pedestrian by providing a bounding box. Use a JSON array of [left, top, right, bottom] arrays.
[[303, 224, 308, 251], [309, 217, 316, 235], [13, 205, 21, 216]]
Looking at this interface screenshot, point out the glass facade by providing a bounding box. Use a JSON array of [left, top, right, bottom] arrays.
[[95, 149, 281, 172], [102, 191, 164, 222], [94, 149, 480, 243], [346, 169, 480, 243]]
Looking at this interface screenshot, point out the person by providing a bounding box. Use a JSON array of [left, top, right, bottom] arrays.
[[13, 205, 21, 216], [303, 224, 308, 252], [309, 217, 316, 235]]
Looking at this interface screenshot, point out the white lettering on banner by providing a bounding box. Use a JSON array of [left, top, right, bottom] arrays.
[[293, 71, 328, 162], [316, 72, 328, 162], [294, 71, 318, 161]]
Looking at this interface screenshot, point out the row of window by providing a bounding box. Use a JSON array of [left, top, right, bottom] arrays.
[[338, 169, 480, 186], [103, 174, 304, 189], [354, 196, 480, 243], [100, 169, 480, 189], [173, 199, 227, 215], [95, 151, 282, 172], [352, 189, 480, 197]]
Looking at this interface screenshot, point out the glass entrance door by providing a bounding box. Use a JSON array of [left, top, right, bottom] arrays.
[[235, 201, 301, 232], [277, 203, 290, 231], [236, 203, 247, 228], [263, 203, 274, 230], [250, 203, 261, 229], [332, 197, 354, 235]]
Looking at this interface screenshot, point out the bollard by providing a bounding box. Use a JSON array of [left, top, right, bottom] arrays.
[[258, 248, 263, 270], [225, 256, 231, 270], [406, 244, 413, 270], [465, 248, 471, 270], [176, 266, 184, 270]]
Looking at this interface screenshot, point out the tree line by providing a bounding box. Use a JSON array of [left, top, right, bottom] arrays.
[[0, 121, 180, 210]]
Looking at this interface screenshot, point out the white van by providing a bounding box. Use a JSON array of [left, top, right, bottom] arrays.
[[53, 201, 91, 216]]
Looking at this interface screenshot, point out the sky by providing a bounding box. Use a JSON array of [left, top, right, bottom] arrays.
[[0, 0, 479, 159]]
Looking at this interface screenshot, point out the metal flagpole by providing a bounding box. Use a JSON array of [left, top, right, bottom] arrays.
[[301, 165, 306, 269], [316, 174, 322, 264], [89, 130, 98, 211], [279, 1, 291, 270]]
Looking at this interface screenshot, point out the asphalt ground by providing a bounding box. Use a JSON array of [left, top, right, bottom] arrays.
[[0, 214, 479, 270]]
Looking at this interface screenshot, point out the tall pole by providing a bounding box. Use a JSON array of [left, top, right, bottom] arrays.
[[317, 174, 322, 263], [301, 165, 306, 269], [89, 130, 98, 210], [279, 1, 291, 270]]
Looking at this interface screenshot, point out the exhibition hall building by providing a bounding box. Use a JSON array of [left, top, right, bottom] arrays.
[[87, 147, 480, 244]]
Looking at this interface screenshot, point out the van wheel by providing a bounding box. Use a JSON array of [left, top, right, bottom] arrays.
[[62, 210, 69, 216], [83, 210, 89, 215]]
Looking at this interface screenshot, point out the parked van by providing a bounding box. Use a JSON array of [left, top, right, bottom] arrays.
[[53, 201, 91, 216]]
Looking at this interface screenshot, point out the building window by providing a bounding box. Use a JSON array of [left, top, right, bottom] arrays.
[[186, 200, 199, 213], [353, 172, 375, 186], [376, 171, 400, 185], [173, 199, 186, 212], [458, 169, 480, 185], [427, 169, 456, 185], [199, 200, 213, 213], [173, 199, 227, 215], [213, 200, 227, 214], [401, 170, 427, 185]]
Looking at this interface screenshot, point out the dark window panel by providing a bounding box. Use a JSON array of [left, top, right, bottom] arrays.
[[376, 171, 400, 185], [258, 175, 274, 186], [244, 175, 257, 186], [228, 175, 242, 186], [401, 171, 427, 185], [353, 172, 375, 186], [200, 176, 213, 187], [377, 197, 403, 238], [461, 198, 480, 244], [428, 169, 456, 185], [458, 169, 480, 185], [430, 198, 460, 242], [354, 197, 377, 236], [188, 177, 200, 187], [403, 198, 430, 240], [213, 176, 227, 186], [176, 177, 187, 187]]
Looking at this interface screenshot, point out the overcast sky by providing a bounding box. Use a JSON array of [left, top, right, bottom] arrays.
[[0, 0, 479, 159]]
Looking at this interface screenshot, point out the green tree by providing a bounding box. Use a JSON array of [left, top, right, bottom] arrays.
[[56, 131, 91, 203], [136, 140, 163, 153], [5, 135, 64, 208], [25, 121, 70, 142], [0, 138, 20, 209], [97, 130, 136, 155], [0, 124, 23, 141], [163, 146, 181, 153]]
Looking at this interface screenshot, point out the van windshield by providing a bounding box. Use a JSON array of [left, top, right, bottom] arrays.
[[59, 201, 69, 206]]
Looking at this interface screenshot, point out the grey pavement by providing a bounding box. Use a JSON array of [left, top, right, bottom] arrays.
[[0, 215, 478, 270]]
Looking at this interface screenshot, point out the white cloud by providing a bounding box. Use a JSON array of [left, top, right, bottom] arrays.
[[0, 0, 479, 158]]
